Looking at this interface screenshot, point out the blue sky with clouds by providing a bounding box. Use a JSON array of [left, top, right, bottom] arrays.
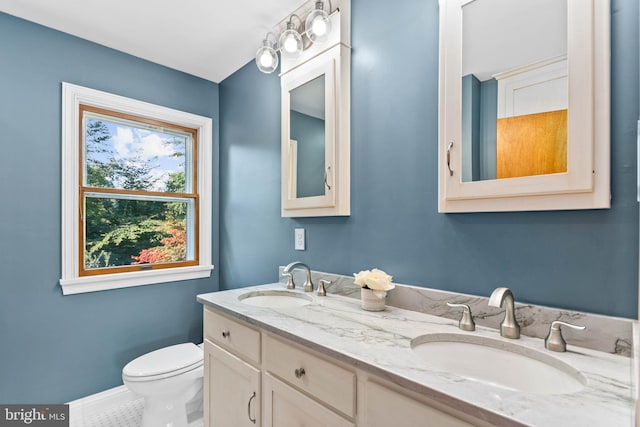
[[86, 117, 189, 192]]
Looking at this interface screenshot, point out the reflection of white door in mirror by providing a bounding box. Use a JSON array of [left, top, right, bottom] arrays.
[[288, 139, 298, 198], [280, 4, 350, 218], [439, 0, 610, 213]]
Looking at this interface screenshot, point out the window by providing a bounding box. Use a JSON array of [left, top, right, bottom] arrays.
[[60, 83, 213, 294]]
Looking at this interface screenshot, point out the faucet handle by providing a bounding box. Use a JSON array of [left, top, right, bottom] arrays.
[[283, 272, 295, 290], [545, 320, 586, 352], [317, 279, 329, 296], [303, 276, 314, 292], [446, 302, 476, 332]]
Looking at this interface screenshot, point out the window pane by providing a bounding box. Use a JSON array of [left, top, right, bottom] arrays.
[[83, 113, 191, 193], [84, 196, 194, 269]]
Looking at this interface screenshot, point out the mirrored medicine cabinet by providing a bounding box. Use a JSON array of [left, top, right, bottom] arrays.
[[438, 0, 610, 212], [280, 1, 351, 217]]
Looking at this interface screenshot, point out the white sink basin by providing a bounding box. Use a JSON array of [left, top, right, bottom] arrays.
[[238, 290, 313, 308], [411, 333, 586, 394]]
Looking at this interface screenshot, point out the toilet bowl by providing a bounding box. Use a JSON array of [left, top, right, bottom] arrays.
[[122, 343, 203, 427]]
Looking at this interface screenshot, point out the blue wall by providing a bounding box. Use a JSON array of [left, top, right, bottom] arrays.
[[461, 75, 497, 181], [461, 74, 480, 182], [220, 0, 639, 319], [0, 13, 219, 403], [480, 79, 497, 180]]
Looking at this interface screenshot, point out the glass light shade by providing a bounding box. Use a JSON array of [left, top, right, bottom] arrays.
[[278, 23, 303, 58], [305, 2, 331, 43], [255, 40, 278, 74]]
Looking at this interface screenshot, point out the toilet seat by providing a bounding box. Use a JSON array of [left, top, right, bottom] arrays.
[[123, 343, 203, 382]]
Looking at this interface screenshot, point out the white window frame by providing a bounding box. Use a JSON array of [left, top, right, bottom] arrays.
[[60, 82, 213, 295]]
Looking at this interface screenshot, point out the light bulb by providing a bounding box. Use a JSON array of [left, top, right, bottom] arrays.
[[284, 36, 298, 53], [255, 36, 278, 74], [279, 21, 302, 58], [260, 51, 273, 68], [311, 18, 327, 37]]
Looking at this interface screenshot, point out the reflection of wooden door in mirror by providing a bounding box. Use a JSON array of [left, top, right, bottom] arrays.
[[496, 109, 567, 179]]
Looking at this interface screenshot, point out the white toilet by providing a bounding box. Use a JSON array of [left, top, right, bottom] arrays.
[[122, 342, 204, 427]]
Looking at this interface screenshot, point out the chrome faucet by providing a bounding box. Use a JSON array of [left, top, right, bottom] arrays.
[[283, 262, 314, 292], [488, 287, 520, 339]]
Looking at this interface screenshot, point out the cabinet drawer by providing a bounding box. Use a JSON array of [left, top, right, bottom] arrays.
[[264, 335, 356, 418], [263, 373, 354, 427], [204, 307, 261, 365]]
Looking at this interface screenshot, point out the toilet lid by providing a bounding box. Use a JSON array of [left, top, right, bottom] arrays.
[[123, 343, 203, 379]]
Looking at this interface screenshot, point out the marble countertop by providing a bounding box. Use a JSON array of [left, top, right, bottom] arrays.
[[197, 283, 635, 427]]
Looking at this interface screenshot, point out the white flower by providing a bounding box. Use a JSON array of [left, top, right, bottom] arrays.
[[353, 268, 394, 292]]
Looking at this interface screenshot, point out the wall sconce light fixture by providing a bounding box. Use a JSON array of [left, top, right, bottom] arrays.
[[255, 0, 334, 74]]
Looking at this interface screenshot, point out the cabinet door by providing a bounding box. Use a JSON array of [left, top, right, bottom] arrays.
[[263, 374, 354, 427], [362, 380, 473, 427], [204, 340, 260, 427], [281, 44, 350, 218]]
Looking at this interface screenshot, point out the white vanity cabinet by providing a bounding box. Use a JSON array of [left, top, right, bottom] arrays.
[[203, 308, 261, 426], [203, 306, 485, 427]]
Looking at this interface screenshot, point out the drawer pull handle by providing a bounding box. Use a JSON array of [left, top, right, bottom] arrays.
[[222, 331, 230, 338], [294, 368, 306, 379], [247, 391, 256, 424]]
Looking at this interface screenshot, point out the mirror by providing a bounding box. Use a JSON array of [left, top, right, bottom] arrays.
[[438, 0, 610, 213], [290, 75, 326, 198], [461, 0, 567, 182]]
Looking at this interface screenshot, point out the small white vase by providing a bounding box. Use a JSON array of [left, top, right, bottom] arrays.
[[361, 288, 387, 311]]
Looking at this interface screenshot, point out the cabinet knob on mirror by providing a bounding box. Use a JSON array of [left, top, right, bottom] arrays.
[[545, 320, 586, 352], [446, 302, 475, 331], [222, 331, 230, 338], [294, 367, 306, 379]]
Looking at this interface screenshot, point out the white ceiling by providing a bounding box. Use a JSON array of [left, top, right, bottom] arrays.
[[462, 0, 567, 81], [0, 0, 307, 83], [291, 75, 325, 119]]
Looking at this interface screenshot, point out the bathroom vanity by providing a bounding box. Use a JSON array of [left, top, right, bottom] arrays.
[[197, 281, 635, 427]]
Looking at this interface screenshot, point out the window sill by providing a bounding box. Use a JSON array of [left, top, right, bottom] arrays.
[[59, 264, 214, 295]]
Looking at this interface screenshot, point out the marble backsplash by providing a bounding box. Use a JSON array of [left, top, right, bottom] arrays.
[[278, 267, 634, 357]]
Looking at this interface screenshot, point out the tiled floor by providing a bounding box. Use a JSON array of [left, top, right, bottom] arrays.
[[71, 395, 203, 427], [75, 398, 143, 427]]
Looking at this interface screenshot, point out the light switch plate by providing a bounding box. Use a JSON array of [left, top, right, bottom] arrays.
[[295, 228, 305, 251]]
